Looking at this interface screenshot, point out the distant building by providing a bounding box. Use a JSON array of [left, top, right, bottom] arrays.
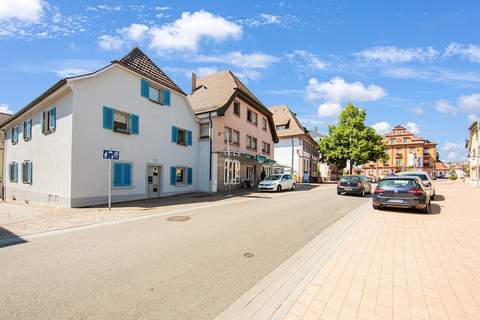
[[466, 121, 479, 184], [363, 125, 438, 178], [434, 161, 449, 178], [269, 105, 320, 182], [0, 112, 13, 194]]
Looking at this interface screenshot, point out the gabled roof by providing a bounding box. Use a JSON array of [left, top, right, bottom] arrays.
[[188, 71, 267, 115], [188, 70, 278, 142], [2, 48, 184, 128], [112, 47, 185, 95], [435, 161, 449, 171], [0, 112, 13, 125], [269, 105, 312, 139]]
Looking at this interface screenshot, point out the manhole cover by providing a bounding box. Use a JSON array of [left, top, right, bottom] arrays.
[[166, 216, 191, 222], [243, 252, 254, 258]]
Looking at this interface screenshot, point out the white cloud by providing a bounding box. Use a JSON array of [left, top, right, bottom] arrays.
[[286, 50, 327, 71], [98, 34, 124, 50], [372, 121, 392, 135], [237, 13, 294, 28], [0, 0, 44, 22], [195, 66, 219, 77], [85, 5, 122, 12], [0, 103, 14, 114], [383, 66, 480, 83], [409, 106, 425, 115], [444, 43, 480, 63], [435, 99, 458, 114], [194, 51, 278, 69], [306, 77, 386, 103], [149, 10, 242, 53], [406, 122, 420, 134], [458, 93, 480, 113], [468, 114, 479, 123], [119, 23, 149, 41], [317, 102, 341, 117], [442, 142, 466, 162], [355, 46, 438, 63]]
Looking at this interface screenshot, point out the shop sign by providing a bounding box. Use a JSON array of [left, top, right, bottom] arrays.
[[256, 155, 267, 163]]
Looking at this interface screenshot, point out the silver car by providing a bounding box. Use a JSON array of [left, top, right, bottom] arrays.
[[258, 174, 296, 192], [396, 171, 435, 200]]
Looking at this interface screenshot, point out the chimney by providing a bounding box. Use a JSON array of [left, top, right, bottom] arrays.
[[191, 72, 197, 92]]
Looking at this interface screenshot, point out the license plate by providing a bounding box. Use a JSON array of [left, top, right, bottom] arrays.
[[344, 187, 353, 191], [388, 199, 405, 204]]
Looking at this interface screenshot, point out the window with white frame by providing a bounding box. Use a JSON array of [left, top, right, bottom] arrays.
[[11, 125, 19, 144], [199, 123, 209, 139], [176, 167, 186, 184], [23, 119, 32, 141], [113, 111, 130, 133], [262, 141, 271, 154], [42, 107, 56, 134], [22, 160, 32, 184], [9, 162, 18, 182], [224, 159, 240, 185], [262, 118, 267, 130], [149, 86, 165, 104], [246, 135, 257, 150]]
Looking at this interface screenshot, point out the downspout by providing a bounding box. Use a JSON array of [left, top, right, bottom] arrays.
[[1, 128, 6, 201], [208, 111, 213, 183], [291, 137, 294, 175]]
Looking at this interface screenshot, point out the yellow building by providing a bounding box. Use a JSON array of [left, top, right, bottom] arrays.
[[363, 125, 437, 178]]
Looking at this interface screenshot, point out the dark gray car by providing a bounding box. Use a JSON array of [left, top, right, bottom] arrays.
[[337, 175, 371, 197], [373, 176, 431, 213]]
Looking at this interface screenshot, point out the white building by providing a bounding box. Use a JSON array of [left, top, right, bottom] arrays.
[[2, 48, 207, 207]]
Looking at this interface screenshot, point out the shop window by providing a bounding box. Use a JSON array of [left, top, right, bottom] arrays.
[[224, 159, 240, 185]]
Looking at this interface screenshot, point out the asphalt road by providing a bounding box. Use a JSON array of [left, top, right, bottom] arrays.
[[0, 185, 368, 320]]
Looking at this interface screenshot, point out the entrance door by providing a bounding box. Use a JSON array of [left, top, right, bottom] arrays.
[[147, 166, 161, 198]]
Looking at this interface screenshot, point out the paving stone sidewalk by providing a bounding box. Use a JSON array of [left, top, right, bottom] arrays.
[[282, 180, 480, 320]]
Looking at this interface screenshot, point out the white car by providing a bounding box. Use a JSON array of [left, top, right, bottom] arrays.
[[258, 174, 296, 192], [397, 171, 436, 199]]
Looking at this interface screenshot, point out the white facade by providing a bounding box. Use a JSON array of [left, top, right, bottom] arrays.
[[273, 138, 301, 177], [4, 64, 205, 207]]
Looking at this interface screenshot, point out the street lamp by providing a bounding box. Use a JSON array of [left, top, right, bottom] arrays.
[[219, 131, 232, 195]]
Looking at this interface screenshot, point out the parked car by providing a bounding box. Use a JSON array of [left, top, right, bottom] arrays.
[[337, 175, 372, 197], [258, 174, 296, 192], [373, 176, 431, 213], [396, 171, 435, 199]]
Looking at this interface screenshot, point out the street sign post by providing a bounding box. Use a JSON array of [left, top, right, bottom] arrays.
[[103, 149, 120, 210]]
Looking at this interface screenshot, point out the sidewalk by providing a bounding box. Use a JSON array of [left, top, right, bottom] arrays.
[[220, 180, 480, 320]]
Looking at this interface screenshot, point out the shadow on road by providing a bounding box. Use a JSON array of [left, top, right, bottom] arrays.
[[379, 203, 441, 215], [0, 227, 27, 248], [433, 194, 446, 201]]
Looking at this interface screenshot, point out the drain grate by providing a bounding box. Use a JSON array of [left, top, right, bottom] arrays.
[[166, 215, 191, 222], [243, 252, 254, 258]]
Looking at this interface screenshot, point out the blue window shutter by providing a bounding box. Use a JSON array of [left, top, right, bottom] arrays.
[[124, 163, 132, 186], [113, 162, 122, 187], [14, 163, 18, 182], [29, 162, 33, 185], [50, 107, 56, 130], [170, 166, 176, 185], [29, 119, 33, 140], [103, 106, 114, 130], [141, 79, 150, 98], [130, 114, 139, 135], [187, 167, 193, 185], [163, 89, 171, 106], [11, 127, 14, 143], [186, 130, 192, 146], [41, 111, 45, 132], [171, 126, 178, 143]]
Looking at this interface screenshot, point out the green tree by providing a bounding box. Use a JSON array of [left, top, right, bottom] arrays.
[[319, 103, 388, 173]]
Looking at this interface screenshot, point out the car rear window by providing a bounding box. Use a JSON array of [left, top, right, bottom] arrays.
[[340, 176, 359, 182], [378, 179, 418, 189], [399, 173, 428, 181]]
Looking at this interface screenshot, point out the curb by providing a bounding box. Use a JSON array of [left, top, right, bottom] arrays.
[[215, 201, 372, 320]]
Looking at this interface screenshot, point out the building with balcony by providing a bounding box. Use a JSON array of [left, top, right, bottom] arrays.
[[362, 125, 438, 178]]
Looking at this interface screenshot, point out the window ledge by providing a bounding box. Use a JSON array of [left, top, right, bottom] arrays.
[[148, 99, 165, 106], [112, 185, 135, 190], [42, 129, 56, 135]]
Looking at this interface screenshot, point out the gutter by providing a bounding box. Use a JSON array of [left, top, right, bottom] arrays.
[[208, 111, 213, 184], [2, 128, 6, 201]]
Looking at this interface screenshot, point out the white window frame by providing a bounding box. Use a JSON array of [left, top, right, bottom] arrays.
[[199, 123, 210, 139], [22, 160, 32, 184], [113, 110, 131, 134], [175, 167, 186, 185], [247, 109, 258, 126], [224, 159, 240, 185], [149, 85, 165, 105]]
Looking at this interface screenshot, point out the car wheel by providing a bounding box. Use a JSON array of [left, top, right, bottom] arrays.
[[291, 183, 296, 191], [373, 205, 379, 210], [277, 185, 282, 192], [337, 191, 341, 195], [431, 193, 435, 201]]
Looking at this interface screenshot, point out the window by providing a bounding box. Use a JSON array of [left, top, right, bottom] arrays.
[[247, 135, 257, 150], [113, 162, 132, 187], [103, 107, 139, 135], [42, 107, 56, 134], [170, 166, 193, 186], [276, 125, 287, 131], [22, 161, 33, 184], [233, 101, 240, 116], [11, 125, 19, 144], [396, 159, 403, 166], [224, 127, 239, 145], [9, 162, 18, 182], [113, 111, 129, 133], [396, 148, 402, 156], [390, 138, 396, 144], [171, 126, 192, 146], [247, 109, 258, 125], [403, 137, 409, 144], [23, 119, 32, 141], [224, 159, 240, 185], [262, 141, 271, 154], [199, 123, 209, 139], [262, 118, 267, 130], [141, 79, 171, 106]]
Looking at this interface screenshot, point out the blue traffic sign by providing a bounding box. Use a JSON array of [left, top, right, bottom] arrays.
[[103, 149, 119, 160]]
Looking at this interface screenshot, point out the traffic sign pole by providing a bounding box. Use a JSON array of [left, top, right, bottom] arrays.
[[108, 159, 112, 210]]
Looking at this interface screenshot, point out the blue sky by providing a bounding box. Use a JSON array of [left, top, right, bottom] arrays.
[[1, 0, 480, 162]]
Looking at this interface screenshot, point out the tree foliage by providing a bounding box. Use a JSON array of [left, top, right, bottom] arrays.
[[319, 103, 388, 171]]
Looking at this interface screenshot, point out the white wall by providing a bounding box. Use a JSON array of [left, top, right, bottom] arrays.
[[198, 139, 211, 192], [274, 138, 300, 173], [70, 65, 201, 206], [4, 88, 74, 206]]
